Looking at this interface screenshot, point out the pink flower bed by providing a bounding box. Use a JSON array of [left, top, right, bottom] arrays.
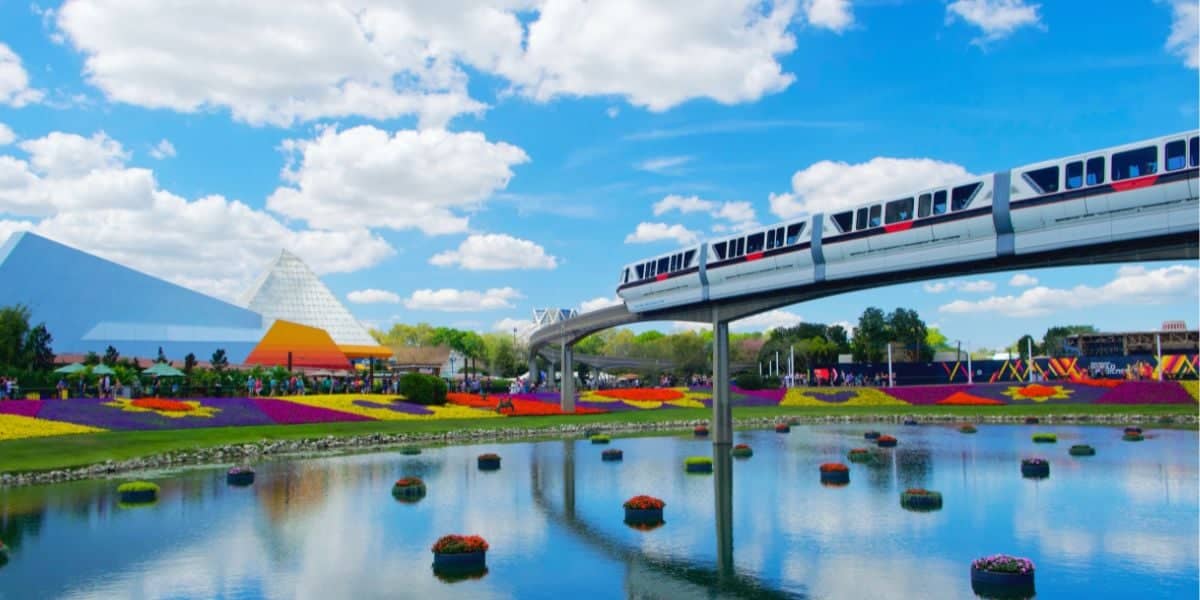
[[1095, 381, 1197, 404], [883, 385, 970, 405], [0, 399, 43, 418], [251, 398, 372, 424]]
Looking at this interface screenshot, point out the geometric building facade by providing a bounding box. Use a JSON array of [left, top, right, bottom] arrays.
[[242, 320, 351, 370], [0, 232, 267, 363]]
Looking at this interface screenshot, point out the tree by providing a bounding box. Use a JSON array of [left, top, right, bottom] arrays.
[[925, 327, 954, 353], [1042, 325, 1096, 357], [1011, 334, 1041, 360], [0, 305, 31, 368], [183, 352, 197, 375], [103, 345, 120, 366], [210, 348, 228, 371], [826, 325, 850, 353], [83, 351, 100, 366], [851, 307, 888, 362], [887, 308, 931, 361], [24, 324, 54, 370]]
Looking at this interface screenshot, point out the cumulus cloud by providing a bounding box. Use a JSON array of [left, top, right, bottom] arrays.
[[732, 309, 803, 332], [580, 295, 622, 313], [606, 106, 620, 118], [945, 0, 1044, 44], [923, 279, 996, 293], [0, 123, 14, 146], [267, 125, 529, 235], [493, 317, 537, 340], [939, 265, 1199, 317], [403, 287, 522, 312], [429, 233, 558, 270], [1009, 273, 1038, 287], [635, 155, 692, 175], [346, 289, 401, 304], [769, 157, 973, 219], [18, 131, 128, 177], [804, 0, 854, 33], [653, 194, 715, 215], [653, 194, 759, 232], [624, 222, 699, 245], [0, 43, 42, 107], [1164, 0, 1199, 69], [149, 139, 176, 160]]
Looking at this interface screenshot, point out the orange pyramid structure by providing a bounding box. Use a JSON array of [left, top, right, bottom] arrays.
[[243, 320, 351, 370]]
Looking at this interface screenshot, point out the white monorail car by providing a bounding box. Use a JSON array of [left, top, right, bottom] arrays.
[[617, 130, 1199, 313]]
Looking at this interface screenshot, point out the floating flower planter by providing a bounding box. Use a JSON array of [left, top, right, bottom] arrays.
[[1020, 458, 1050, 479], [970, 554, 1035, 598], [117, 481, 159, 504], [731, 444, 753, 458], [959, 424, 978, 434], [601, 448, 623, 462], [1032, 433, 1057, 444], [900, 488, 943, 511], [623, 495, 665, 526], [431, 534, 488, 576], [847, 448, 873, 463], [693, 425, 709, 437], [1122, 432, 1144, 442], [863, 430, 881, 440], [477, 453, 501, 471], [400, 446, 422, 455], [226, 466, 255, 486], [903, 418, 919, 426], [819, 462, 850, 485], [684, 456, 713, 474], [1123, 426, 1142, 435], [1068, 444, 1096, 456], [775, 423, 791, 433], [1024, 417, 1039, 424], [392, 476, 427, 501], [590, 434, 611, 444], [876, 435, 898, 448]]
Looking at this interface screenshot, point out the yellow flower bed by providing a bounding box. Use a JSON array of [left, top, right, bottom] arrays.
[[277, 394, 500, 421], [1180, 380, 1199, 402], [781, 387, 908, 407], [622, 400, 664, 409], [664, 398, 706, 409], [0, 413, 105, 441]]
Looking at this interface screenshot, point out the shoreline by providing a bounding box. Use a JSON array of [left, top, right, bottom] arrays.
[[3, 408, 1195, 487]]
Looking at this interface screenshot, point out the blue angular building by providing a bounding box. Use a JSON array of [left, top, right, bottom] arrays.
[[0, 232, 267, 363]]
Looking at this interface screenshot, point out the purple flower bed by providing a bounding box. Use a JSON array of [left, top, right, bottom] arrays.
[[1095, 381, 1197, 404], [729, 392, 782, 407], [884, 385, 971, 405], [0, 399, 43, 417], [36, 397, 279, 430], [963, 383, 1109, 404], [730, 386, 786, 402], [798, 390, 859, 403], [252, 398, 372, 424], [352, 399, 434, 414]]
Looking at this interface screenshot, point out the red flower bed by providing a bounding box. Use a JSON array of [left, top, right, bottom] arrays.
[[623, 495, 666, 510], [394, 477, 424, 487], [877, 435, 897, 443], [734, 443, 751, 450], [848, 448, 869, 455], [446, 393, 493, 408], [431, 534, 489, 554], [594, 388, 684, 401], [447, 392, 606, 415], [819, 462, 849, 472], [935, 392, 1005, 406], [131, 398, 194, 412], [905, 487, 931, 495], [1015, 384, 1058, 398]]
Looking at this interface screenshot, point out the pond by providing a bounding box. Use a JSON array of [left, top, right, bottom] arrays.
[[1, 424, 1196, 599]]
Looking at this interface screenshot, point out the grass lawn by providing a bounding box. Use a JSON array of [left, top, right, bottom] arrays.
[[0, 403, 1194, 475]]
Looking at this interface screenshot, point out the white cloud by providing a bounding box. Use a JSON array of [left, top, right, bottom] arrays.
[[945, 0, 1044, 44], [636, 155, 693, 175], [580, 295, 622, 313], [654, 194, 759, 232], [672, 321, 712, 333], [267, 125, 529, 236], [0, 43, 42, 107], [939, 265, 1199, 317], [1009, 273, 1038, 287], [606, 106, 620, 118], [769, 157, 973, 219], [924, 279, 996, 293], [0, 128, 394, 299], [429, 233, 558, 271], [1164, 0, 1199, 69], [653, 194, 715, 215], [149, 139, 176, 160], [624, 222, 699, 245], [346, 289, 401, 304], [0, 123, 14, 146], [804, 0, 854, 33], [732, 309, 803, 332], [403, 287, 522, 312], [493, 317, 537, 340]]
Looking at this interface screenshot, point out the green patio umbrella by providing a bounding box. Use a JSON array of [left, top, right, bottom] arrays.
[[91, 364, 116, 375], [143, 362, 184, 377], [53, 363, 85, 374]]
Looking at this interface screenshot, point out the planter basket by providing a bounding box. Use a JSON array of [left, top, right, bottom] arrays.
[[1122, 433, 1144, 442], [970, 566, 1035, 598], [117, 482, 159, 504], [1068, 444, 1096, 456], [1020, 460, 1050, 479], [959, 425, 978, 434], [477, 456, 502, 471], [400, 446, 422, 455], [876, 436, 897, 448], [685, 460, 713, 474], [900, 490, 943, 511], [601, 449, 624, 462], [863, 431, 881, 440], [731, 446, 753, 459], [775, 424, 791, 433], [1123, 427, 1142, 435], [392, 481, 427, 501], [226, 468, 255, 486], [847, 449, 873, 463], [903, 419, 919, 426], [693, 426, 709, 437], [1032, 434, 1057, 444], [624, 507, 664, 526], [433, 550, 487, 575], [590, 436, 611, 445]]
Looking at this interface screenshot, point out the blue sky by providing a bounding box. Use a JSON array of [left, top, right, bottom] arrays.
[[0, 0, 1196, 351]]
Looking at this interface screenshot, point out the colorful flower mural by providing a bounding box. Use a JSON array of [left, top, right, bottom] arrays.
[[0, 413, 105, 441], [1001, 384, 1073, 402], [103, 398, 222, 419]]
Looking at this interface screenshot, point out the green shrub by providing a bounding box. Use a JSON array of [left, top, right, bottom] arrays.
[[400, 373, 447, 405], [117, 481, 159, 494], [486, 379, 511, 394], [735, 373, 763, 390], [683, 456, 712, 466], [763, 375, 782, 388], [1032, 433, 1057, 443]]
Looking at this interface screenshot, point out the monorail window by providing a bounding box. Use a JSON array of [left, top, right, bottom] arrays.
[[684, 249, 696, 267], [855, 207, 869, 231], [657, 257, 669, 274], [933, 190, 947, 214], [1086, 157, 1104, 185], [917, 193, 932, 218], [746, 232, 765, 253], [1190, 136, 1198, 167], [1166, 139, 1186, 171], [635, 265, 644, 279], [1111, 146, 1157, 180], [951, 183, 981, 210], [869, 205, 882, 227], [1065, 161, 1083, 189], [1023, 167, 1059, 194], [772, 227, 785, 248], [832, 211, 853, 233], [713, 241, 727, 260], [766, 228, 778, 249], [785, 222, 805, 244], [670, 254, 680, 272], [885, 197, 913, 224], [732, 237, 745, 257], [644, 262, 654, 278]]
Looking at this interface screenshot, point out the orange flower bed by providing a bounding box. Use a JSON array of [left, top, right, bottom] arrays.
[[131, 398, 194, 412], [935, 392, 1005, 406], [446, 392, 493, 408], [819, 462, 849, 472], [1016, 384, 1058, 398], [594, 388, 684, 401], [447, 392, 605, 416]]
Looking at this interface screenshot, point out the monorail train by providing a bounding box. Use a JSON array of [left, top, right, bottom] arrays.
[[616, 130, 1199, 313]]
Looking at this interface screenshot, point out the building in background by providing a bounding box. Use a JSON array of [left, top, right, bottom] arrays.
[[389, 345, 465, 377], [1064, 326, 1199, 357]]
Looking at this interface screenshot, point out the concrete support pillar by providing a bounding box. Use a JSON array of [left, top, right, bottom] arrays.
[[561, 343, 576, 413], [528, 357, 538, 388], [713, 443, 734, 582], [563, 439, 576, 519], [712, 310, 732, 446], [548, 361, 556, 392]]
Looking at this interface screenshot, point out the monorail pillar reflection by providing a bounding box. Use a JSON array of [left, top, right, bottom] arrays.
[[714, 443, 734, 582]]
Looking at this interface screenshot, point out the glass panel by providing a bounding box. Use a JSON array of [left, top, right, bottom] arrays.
[[785, 222, 805, 244], [933, 190, 947, 214], [855, 208, 869, 231], [885, 197, 914, 224], [917, 193, 931, 218], [869, 205, 881, 227], [1086, 157, 1104, 186], [775, 227, 784, 248], [1166, 140, 1186, 171], [713, 242, 727, 260], [746, 233, 765, 253], [635, 265, 644, 279], [832, 212, 853, 233], [734, 238, 745, 256], [657, 257, 669, 274], [1111, 146, 1157, 180], [1065, 161, 1083, 190], [1022, 167, 1059, 194], [1191, 136, 1198, 168], [683, 249, 696, 267]]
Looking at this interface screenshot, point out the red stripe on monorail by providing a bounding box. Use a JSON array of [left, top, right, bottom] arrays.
[[655, 273, 669, 281], [745, 252, 764, 261], [883, 221, 914, 233], [1111, 174, 1158, 192]]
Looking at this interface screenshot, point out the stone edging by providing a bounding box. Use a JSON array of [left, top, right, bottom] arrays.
[[2, 413, 1192, 487]]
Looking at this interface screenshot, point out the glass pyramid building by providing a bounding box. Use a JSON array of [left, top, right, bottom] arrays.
[[239, 250, 390, 359]]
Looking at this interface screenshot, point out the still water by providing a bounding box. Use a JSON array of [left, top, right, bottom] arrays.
[[1, 424, 1196, 599]]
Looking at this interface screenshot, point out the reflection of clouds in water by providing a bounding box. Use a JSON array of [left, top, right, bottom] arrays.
[[808, 554, 962, 600], [1102, 530, 1198, 573]]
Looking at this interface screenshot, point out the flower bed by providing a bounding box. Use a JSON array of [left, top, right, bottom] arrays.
[[935, 392, 1004, 406], [781, 387, 908, 407], [885, 385, 971, 405], [448, 393, 608, 416], [130, 398, 195, 412], [876, 435, 897, 448], [1020, 458, 1050, 478], [432, 534, 488, 574], [1095, 381, 1197, 404], [594, 388, 684, 401], [731, 443, 753, 458], [623, 495, 665, 525], [958, 424, 978, 434], [1123, 426, 1142, 435], [392, 476, 427, 501], [601, 448, 623, 461], [775, 423, 790, 433], [0, 413, 104, 441], [684, 456, 713, 474], [590, 434, 611, 444], [1032, 433, 1057, 443], [283, 394, 502, 421], [478, 453, 501, 470], [847, 448, 872, 463], [693, 425, 709, 437], [900, 488, 943, 511], [970, 554, 1035, 595], [1068, 444, 1096, 456], [863, 430, 881, 440], [117, 481, 159, 504], [226, 466, 255, 486], [0, 400, 43, 418], [819, 462, 850, 485], [251, 397, 371, 425], [400, 445, 422, 455], [1122, 432, 1144, 442], [35, 397, 277, 430]]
